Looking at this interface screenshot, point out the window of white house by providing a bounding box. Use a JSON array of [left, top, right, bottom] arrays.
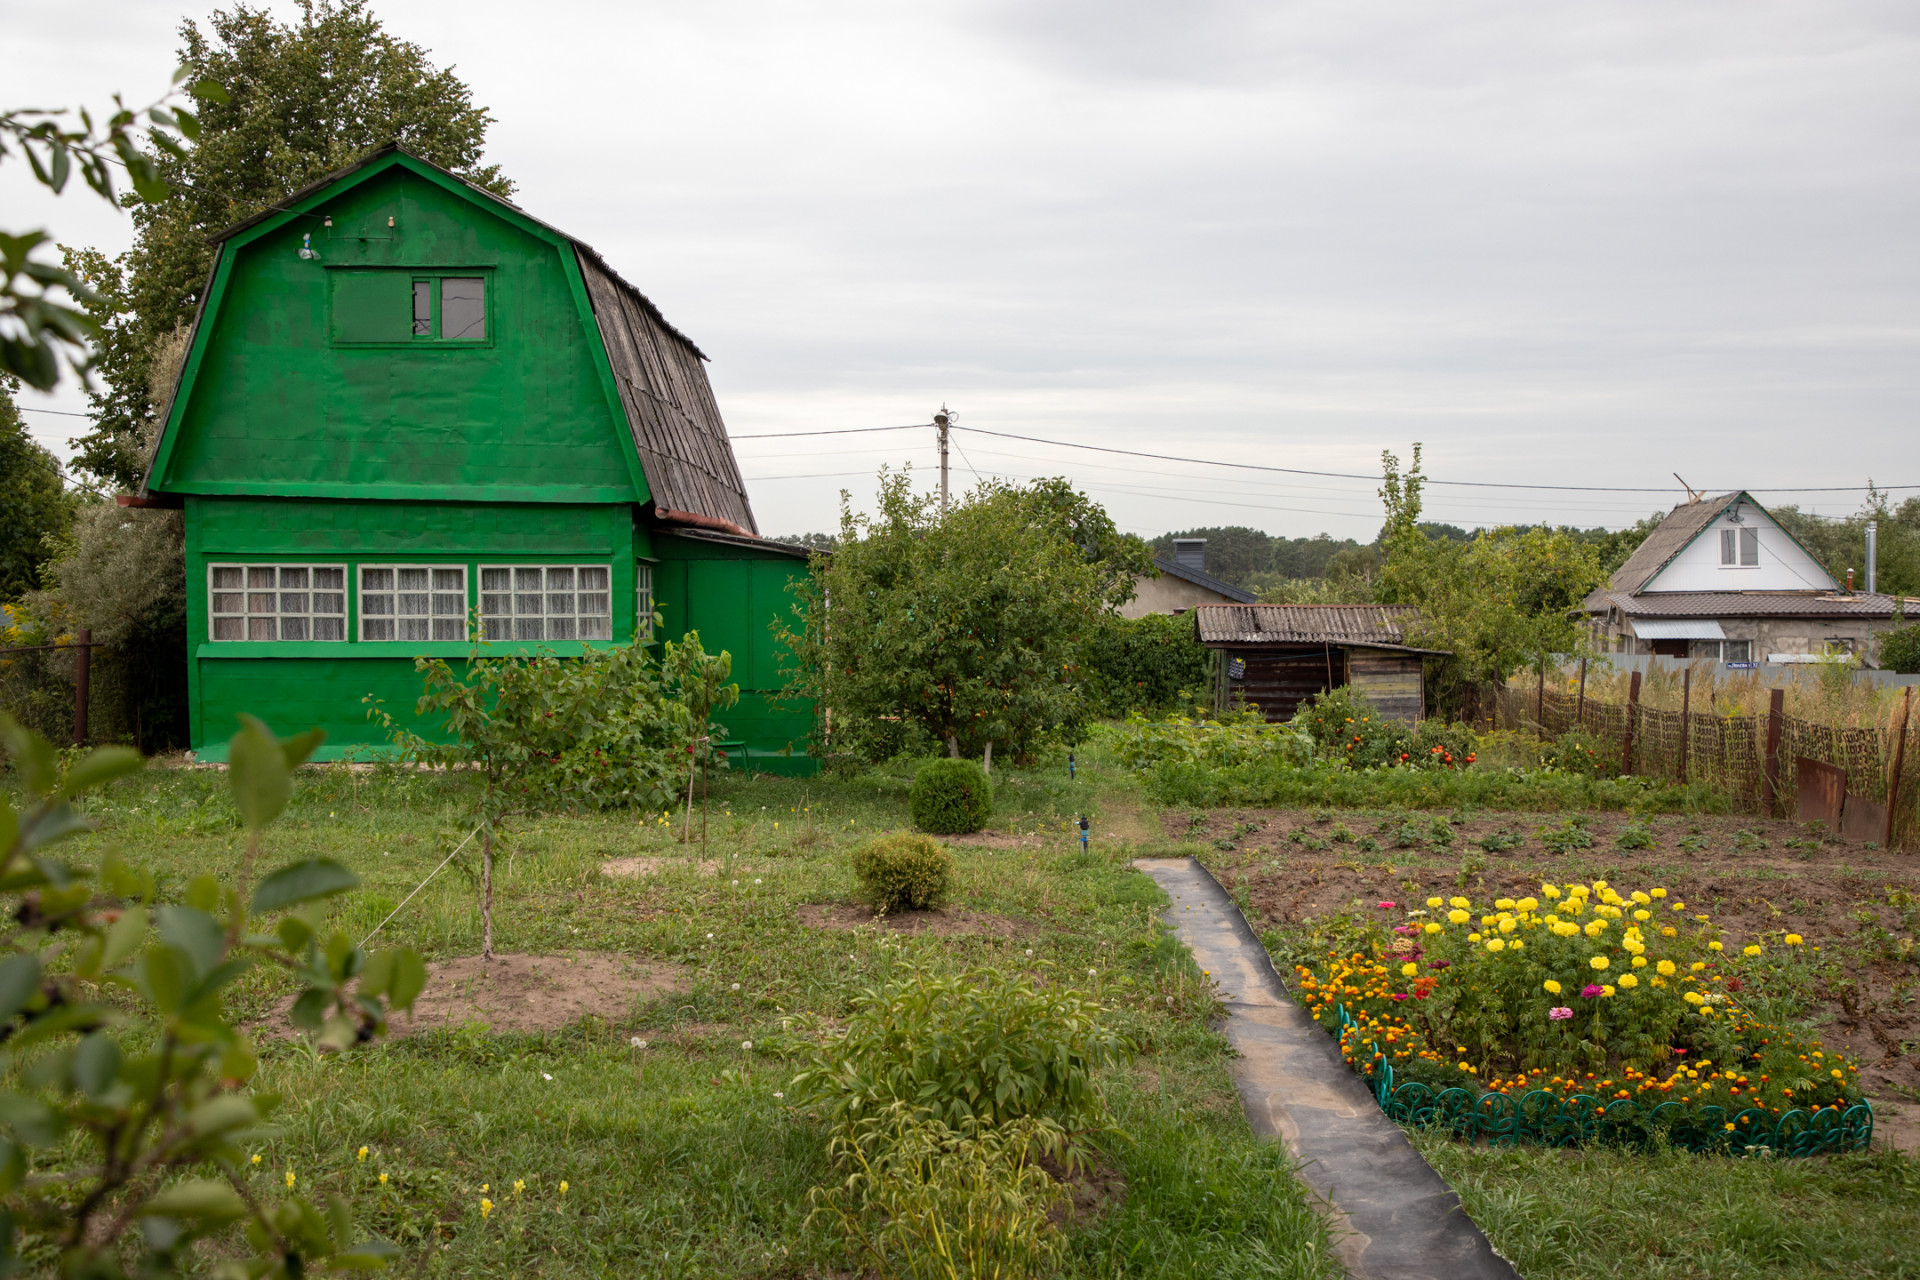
[[1740, 527, 1759, 566], [1720, 529, 1737, 565], [636, 563, 654, 639], [360, 566, 467, 641], [1720, 526, 1761, 567], [209, 565, 346, 641], [478, 566, 611, 641]]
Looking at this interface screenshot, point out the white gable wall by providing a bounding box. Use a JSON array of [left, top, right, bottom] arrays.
[[1642, 501, 1837, 593]]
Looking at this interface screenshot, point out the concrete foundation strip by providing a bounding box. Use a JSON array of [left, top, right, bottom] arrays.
[[1134, 856, 1521, 1280]]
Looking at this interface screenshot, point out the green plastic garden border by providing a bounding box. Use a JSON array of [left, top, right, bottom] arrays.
[[1333, 1003, 1874, 1158]]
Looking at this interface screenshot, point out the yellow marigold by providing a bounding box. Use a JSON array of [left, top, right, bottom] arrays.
[[1424, 922, 1442, 934], [1633, 909, 1651, 921], [1651, 888, 1666, 898], [1468, 933, 1483, 942], [1480, 915, 1497, 928], [1511, 939, 1525, 950], [1592, 879, 1610, 891], [1684, 991, 1705, 1005], [1584, 920, 1607, 938], [1831, 1069, 1844, 1079], [1589, 955, 1610, 970], [1495, 898, 1516, 910], [1691, 961, 1707, 972], [1656, 959, 1676, 976], [1486, 938, 1506, 953], [1785, 934, 1804, 945], [1553, 922, 1579, 937], [1499, 917, 1517, 934], [1708, 941, 1724, 952], [1743, 944, 1762, 957], [1618, 973, 1638, 989], [1427, 896, 1444, 909], [1630, 891, 1651, 904], [1449, 896, 1470, 909], [1448, 909, 1470, 924], [1516, 897, 1539, 912], [1543, 979, 1562, 994], [1542, 885, 1561, 899], [1661, 926, 1677, 937], [1601, 984, 1616, 996], [1401, 963, 1419, 977]]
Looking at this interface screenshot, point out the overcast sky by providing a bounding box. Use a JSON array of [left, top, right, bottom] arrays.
[[7, 0, 1917, 542]]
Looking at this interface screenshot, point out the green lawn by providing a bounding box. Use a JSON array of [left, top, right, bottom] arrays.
[[54, 752, 1340, 1279]]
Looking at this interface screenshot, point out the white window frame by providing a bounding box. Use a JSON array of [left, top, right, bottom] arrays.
[[1720, 639, 1752, 663], [477, 564, 612, 642], [208, 563, 347, 642], [358, 564, 469, 642], [636, 563, 654, 641]]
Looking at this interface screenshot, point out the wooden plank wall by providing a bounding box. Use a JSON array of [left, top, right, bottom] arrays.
[[1349, 649, 1423, 725], [574, 249, 758, 533], [1234, 648, 1342, 722]]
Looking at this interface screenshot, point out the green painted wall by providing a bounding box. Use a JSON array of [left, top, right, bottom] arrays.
[[156, 164, 640, 504], [652, 533, 814, 773]]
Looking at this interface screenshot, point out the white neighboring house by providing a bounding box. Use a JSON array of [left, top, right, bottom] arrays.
[[1581, 491, 1909, 666], [1118, 538, 1256, 619]]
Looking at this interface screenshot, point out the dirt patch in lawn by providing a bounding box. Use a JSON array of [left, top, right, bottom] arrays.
[[260, 952, 687, 1039], [1182, 805, 1920, 1146], [602, 856, 721, 878], [797, 902, 1034, 939]]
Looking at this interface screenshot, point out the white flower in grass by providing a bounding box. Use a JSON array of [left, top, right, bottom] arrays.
[[741, 1040, 753, 1051], [731, 983, 741, 991], [630, 1037, 648, 1049], [542, 1073, 553, 1081]]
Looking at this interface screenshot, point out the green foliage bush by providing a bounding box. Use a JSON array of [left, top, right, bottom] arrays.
[[1078, 611, 1214, 716], [1880, 623, 1920, 674], [1110, 706, 1315, 773], [850, 833, 955, 913], [1537, 727, 1618, 777], [788, 963, 1126, 1137], [909, 757, 993, 834]]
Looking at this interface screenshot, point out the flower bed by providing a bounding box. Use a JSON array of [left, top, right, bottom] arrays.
[[1293, 880, 1873, 1157]]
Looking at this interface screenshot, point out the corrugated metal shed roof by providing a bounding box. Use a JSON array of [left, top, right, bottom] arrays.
[[1598, 591, 1904, 618], [1629, 619, 1728, 640], [1193, 603, 1447, 653]]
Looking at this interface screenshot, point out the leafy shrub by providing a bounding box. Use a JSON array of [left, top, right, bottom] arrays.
[[1078, 611, 1214, 716], [787, 963, 1125, 1137], [1880, 623, 1920, 674], [1428, 817, 1457, 848], [1296, 879, 1862, 1124], [1477, 831, 1525, 853], [851, 833, 955, 913], [1615, 820, 1656, 850], [1109, 706, 1314, 772], [1537, 728, 1616, 778], [814, 1108, 1070, 1280], [909, 757, 994, 834], [1540, 816, 1596, 853], [1291, 685, 1404, 768]]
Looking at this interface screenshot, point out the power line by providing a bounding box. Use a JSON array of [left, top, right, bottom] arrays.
[[731, 423, 930, 440], [17, 407, 93, 418]]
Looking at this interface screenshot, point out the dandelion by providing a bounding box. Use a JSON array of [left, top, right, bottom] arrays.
[[285, 1171, 296, 1189], [357, 1146, 369, 1161], [1088, 967, 1097, 977], [482, 1184, 490, 1193], [631, 1037, 648, 1048], [378, 1173, 389, 1185], [559, 1181, 569, 1195], [741, 1040, 753, 1051], [514, 1179, 526, 1196], [1548, 1007, 1573, 1021], [731, 982, 741, 991], [251, 1154, 262, 1166], [480, 1198, 493, 1219]]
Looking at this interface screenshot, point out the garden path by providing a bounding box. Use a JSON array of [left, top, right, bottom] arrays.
[[1135, 855, 1522, 1280]]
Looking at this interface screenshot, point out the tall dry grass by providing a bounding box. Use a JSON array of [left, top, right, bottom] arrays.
[[1525, 660, 1912, 734]]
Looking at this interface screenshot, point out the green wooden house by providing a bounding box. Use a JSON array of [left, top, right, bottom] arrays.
[[130, 146, 814, 768]]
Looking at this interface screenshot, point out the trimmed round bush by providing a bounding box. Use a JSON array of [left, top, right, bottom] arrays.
[[850, 833, 954, 913], [909, 758, 993, 834]]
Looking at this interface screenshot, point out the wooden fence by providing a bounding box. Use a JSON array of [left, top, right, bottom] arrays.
[[1493, 673, 1916, 850]]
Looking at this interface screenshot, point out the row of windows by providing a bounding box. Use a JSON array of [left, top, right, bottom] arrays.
[[207, 563, 642, 643]]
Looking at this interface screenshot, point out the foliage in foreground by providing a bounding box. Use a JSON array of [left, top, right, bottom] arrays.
[[1293, 878, 1861, 1128], [786, 964, 1127, 1277], [1076, 612, 1214, 718], [0, 714, 421, 1277], [851, 833, 955, 913]]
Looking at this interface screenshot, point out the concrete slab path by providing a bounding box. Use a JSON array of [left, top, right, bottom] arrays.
[[1135, 856, 1521, 1280]]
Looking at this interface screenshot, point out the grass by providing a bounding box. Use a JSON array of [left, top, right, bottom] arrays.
[[47, 750, 1341, 1279]]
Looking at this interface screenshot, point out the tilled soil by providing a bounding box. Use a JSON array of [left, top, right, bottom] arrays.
[[1178, 806, 1920, 1122]]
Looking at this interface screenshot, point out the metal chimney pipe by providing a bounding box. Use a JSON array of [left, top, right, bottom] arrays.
[[1866, 521, 1878, 594]]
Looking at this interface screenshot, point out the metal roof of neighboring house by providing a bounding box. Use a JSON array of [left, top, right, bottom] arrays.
[[177, 146, 757, 534], [1596, 591, 1905, 619], [1151, 554, 1257, 603], [1192, 603, 1450, 654]]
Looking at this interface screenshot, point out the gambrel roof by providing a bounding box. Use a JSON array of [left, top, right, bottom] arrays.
[[144, 146, 757, 535]]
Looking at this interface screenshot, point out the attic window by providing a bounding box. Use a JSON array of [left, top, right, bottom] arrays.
[[1720, 526, 1759, 567], [331, 269, 488, 344]]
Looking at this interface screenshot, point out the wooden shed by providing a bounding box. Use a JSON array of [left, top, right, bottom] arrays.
[[129, 146, 816, 767], [1191, 604, 1447, 725]]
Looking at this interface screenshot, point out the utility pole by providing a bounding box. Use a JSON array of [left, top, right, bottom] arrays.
[[934, 406, 951, 514]]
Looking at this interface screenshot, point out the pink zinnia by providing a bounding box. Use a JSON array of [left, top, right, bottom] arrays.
[[1580, 984, 1604, 999], [1389, 992, 1409, 1001], [1378, 901, 1396, 910], [1548, 1007, 1573, 1021]]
